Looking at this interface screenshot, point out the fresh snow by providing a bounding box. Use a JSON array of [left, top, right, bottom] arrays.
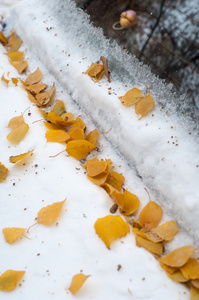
[[0, 0, 198, 299]]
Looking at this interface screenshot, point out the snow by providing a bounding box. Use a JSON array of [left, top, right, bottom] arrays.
[[0, 0, 199, 299]]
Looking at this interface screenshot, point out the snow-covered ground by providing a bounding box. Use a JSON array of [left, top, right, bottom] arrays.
[[0, 0, 199, 299]]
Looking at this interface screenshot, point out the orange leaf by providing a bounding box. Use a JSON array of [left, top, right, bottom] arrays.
[[68, 116, 86, 133], [0, 162, 9, 182], [85, 63, 104, 81], [25, 83, 47, 94], [60, 112, 74, 126], [37, 200, 66, 225], [94, 215, 130, 249], [136, 235, 163, 255], [7, 115, 24, 128], [87, 160, 107, 177], [25, 68, 42, 85], [68, 129, 85, 141], [87, 173, 109, 186], [133, 227, 163, 243], [35, 83, 55, 106], [27, 91, 41, 106], [6, 51, 24, 61], [66, 140, 96, 160], [47, 112, 74, 127], [106, 171, 124, 192], [11, 78, 18, 86], [0, 31, 7, 44], [68, 273, 89, 295], [120, 189, 140, 216], [7, 122, 29, 144], [50, 100, 66, 115], [2, 228, 25, 244], [159, 262, 178, 274], [46, 130, 70, 143], [166, 270, 188, 283], [102, 183, 124, 206], [9, 150, 33, 163], [6, 33, 22, 52], [138, 201, 163, 232], [119, 88, 144, 106], [150, 220, 179, 242], [10, 61, 28, 74], [0, 270, 25, 291], [135, 94, 155, 119], [180, 258, 199, 280], [86, 129, 99, 145], [191, 279, 199, 289], [191, 286, 199, 300], [159, 245, 195, 268], [44, 122, 64, 130]]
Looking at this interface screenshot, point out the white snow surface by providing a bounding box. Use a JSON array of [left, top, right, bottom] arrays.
[[0, 0, 198, 299]]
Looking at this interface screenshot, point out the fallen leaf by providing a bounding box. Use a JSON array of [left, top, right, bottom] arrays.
[[86, 129, 99, 146], [25, 68, 42, 85], [191, 286, 199, 300], [159, 245, 195, 268], [159, 262, 178, 274], [0, 270, 25, 291], [136, 235, 163, 255], [37, 200, 66, 225], [85, 62, 104, 81], [87, 172, 109, 186], [0, 162, 9, 182], [44, 122, 64, 130], [6, 51, 24, 61], [180, 258, 199, 280], [35, 83, 55, 106], [133, 227, 163, 243], [102, 183, 124, 206], [135, 94, 155, 119], [9, 150, 33, 163], [1, 74, 9, 86], [27, 91, 41, 106], [68, 129, 85, 141], [68, 116, 86, 133], [66, 140, 96, 160], [100, 56, 110, 82], [94, 215, 130, 249], [151, 220, 179, 242], [119, 88, 144, 106], [6, 33, 22, 52], [25, 83, 47, 94], [87, 160, 107, 177], [106, 171, 125, 191], [10, 61, 28, 74], [47, 112, 74, 127], [166, 270, 188, 283], [138, 201, 163, 232], [0, 31, 7, 44], [11, 78, 18, 86], [60, 112, 74, 125], [2, 228, 25, 244], [7, 122, 29, 144], [46, 130, 70, 143], [7, 115, 24, 128], [50, 100, 66, 115], [191, 279, 199, 289], [68, 274, 89, 295], [120, 189, 140, 216]]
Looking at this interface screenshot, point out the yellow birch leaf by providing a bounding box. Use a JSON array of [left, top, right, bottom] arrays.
[[0, 270, 25, 291], [87, 160, 107, 177], [6, 33, 22, 52], [180, 258, 199, 280], [131, 219, 142, 230], [35, 83, 55, 106], [191, 286, 199, 300], [87, 173, 109, 186], [60, 112, 74, 126], [68, 116, 86, 133], [7, 115, 24, 128], [0, 162, 9, 182], [10, 61, 28, 74], [50, 100, 66, 115], [85, 63, 104, 81], [38, 108, 47, 120], [191, 280, 199, 289], [6, 51, 24, 61], [11, 78, 18, 86], [138, 201, 163, 232], [66, 140, 96, 160], [102, 183, 124, 206], [159, 262, 178, 274], [151, 220, 179, 242], [47, 112, 74, 127], [37, 200, 66, 225], [86, 129, 100, 145], [2, 228, 25, 244], [44, 122, 64, 130], [159, 245, 195, 268], [106, 171, 125, 191], [94, 215, 130, 249], [7, 122, 29, 144], [136, 235, 163, 255], [119, 88, 144, 106], [9, 150, 33, 163], [0, 31, 7, 44], [68, 129, 85, 141], [135, 94, 155, 119], [27, 91, 41, 106], [25, 83, 47, 94], [46, 130, 70, 143], [1, 74, 9, 86], [166, 270, 188, 283], [25, 68, 42, 85], [133, 227, 162, 243], [120, 189, 140, 216], [68, 273, 89, 295]]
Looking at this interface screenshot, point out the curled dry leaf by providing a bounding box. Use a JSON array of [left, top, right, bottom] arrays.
[[46, 130, 70, 143], [102, 183, 124, 206], [10, 61, 28, 74], [3, 228, 25, 244], [159, 245, 195, 268], [136, 235, 163, 255], [135, 94, 155, 119], [25, 68, 42, 85], [7, 122, 29, 144], [0, 31, 7, 44], [119, 88, 144, 106], [150, 220, 179, 242], [66, 140, 96, 160], [85, 62, 104, 81], [0, 270, 25, 291], [86, 129, 99, 146], [138, 201, 163, 232], [6, 33, 22, 53], [6, 51, 24, 61], [25, 83, 47, 94], [68, 273, 89, 295], [120, 189, 140, 216], [94, 215, 130, 249], [0, 162, 9, 182], [9, 150, 33, 163], [133, 227, 163, 243], [37, 200, 66, 225], [35, 83, 55, 106]]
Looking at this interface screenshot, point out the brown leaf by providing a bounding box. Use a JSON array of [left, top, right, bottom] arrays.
[[138, 201, 163, 232], [159, 246, 195, 268], [100, 56, 110, 82]]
